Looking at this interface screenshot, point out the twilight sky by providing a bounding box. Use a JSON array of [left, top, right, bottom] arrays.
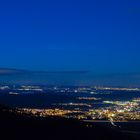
[[0, 0, 140, 74]]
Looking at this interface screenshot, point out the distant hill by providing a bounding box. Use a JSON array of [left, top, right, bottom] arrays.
[[0, 104, 135, 140]]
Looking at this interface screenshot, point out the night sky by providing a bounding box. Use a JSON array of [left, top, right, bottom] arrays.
[[0, 0, 140, 74]]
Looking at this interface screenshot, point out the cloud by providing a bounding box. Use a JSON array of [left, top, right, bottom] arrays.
[[0, 68, 89, 75]]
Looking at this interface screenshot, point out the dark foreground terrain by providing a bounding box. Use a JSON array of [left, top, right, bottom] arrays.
[[0, 105, 136, 140]]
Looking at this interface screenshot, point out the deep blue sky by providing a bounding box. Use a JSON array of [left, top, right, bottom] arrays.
[[0, 0, 140, 74]]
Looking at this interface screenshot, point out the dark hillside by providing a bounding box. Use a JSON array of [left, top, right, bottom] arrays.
[[0, 105, 135, 140]]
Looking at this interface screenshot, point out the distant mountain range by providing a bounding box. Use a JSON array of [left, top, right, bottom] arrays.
[[0, 68, 140, 87]]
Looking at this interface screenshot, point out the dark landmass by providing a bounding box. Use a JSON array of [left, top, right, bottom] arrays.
[[0, 105, 136, 140]]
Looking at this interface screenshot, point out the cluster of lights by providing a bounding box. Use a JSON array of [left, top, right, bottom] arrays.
[[15, 98, 140, 122], [17, 108, 80, 117]]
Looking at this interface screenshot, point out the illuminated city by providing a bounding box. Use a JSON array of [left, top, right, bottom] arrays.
[[0, 85, 140, 126], [16, 97, 140, 123]]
